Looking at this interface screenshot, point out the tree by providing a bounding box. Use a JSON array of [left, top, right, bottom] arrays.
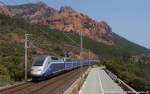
[[0, 64, 10, 80]]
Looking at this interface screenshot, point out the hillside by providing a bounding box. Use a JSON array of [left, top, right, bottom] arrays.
[[0, 2, 150, 90], [1, 2, 113, 45], [0, 2, 149, 54]]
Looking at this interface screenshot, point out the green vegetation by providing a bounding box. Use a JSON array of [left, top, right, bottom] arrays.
[[109, 32, 149, 54], [84, 20, 92, 29], [0, 13, 150, 91], [103, 57, 150, 91]]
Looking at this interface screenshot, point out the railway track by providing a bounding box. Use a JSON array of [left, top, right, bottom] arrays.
[[0, 82, 34, 93], [0, 67, 88, 94]]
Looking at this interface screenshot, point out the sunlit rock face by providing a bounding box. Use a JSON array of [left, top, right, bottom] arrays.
[[0, 2, 113, 45]]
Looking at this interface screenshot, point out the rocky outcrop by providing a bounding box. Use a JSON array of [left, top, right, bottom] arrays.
[[0, 2, 113, 45]]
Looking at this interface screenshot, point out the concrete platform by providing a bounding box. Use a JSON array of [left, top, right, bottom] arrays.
[[79, 68, 126, 94]]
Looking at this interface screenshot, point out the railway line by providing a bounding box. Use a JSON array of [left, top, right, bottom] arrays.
[[0, 67, 87, 94]]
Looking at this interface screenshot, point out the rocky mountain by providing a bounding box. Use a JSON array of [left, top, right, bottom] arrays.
[[0, 2, 113, 45]]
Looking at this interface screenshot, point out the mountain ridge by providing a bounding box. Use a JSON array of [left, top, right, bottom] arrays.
[[0, 2, 113, 45]]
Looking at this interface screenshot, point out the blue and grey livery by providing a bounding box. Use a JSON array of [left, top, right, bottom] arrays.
[[30, 55, 96, 81]]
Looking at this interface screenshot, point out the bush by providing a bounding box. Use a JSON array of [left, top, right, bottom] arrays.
[[84, 21, 92, 29], [0, 64, 10, 80], [131, 78, 146, 91], [2, 56, 24, 81]]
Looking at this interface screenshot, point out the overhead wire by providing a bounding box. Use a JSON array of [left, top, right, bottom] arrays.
[[62, 31, 80, 47]]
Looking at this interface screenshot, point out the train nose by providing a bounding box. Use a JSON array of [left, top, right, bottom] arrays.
[[31, 67, 43, 76]]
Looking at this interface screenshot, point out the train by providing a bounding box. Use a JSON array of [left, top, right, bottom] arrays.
[[30, 55, 97, 80]]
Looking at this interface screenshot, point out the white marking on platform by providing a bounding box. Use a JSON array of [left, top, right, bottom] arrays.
[[79, 68, 126, 94]]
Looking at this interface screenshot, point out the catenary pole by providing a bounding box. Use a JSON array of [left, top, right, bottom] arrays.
[[25, 34, 31, 81]]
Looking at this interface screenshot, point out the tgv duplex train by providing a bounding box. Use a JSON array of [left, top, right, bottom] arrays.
[[30, 55, 96, 80]]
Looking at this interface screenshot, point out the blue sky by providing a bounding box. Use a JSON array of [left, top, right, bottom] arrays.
[[1, 0, 150, 48]]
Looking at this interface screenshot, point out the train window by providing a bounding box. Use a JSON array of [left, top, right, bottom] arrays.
[[33, 55, 47, 66], [33, 56, 46, 66], [51, 57, 58, 61], [66, 59, 72, 62], [33, 59, 44, 66]]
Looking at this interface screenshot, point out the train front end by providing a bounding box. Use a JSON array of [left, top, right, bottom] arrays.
[[30, 55, 48, 80]]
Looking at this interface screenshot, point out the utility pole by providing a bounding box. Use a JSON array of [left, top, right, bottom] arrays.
[[24, 34, 31, 81], [80, 31, 83, 75]]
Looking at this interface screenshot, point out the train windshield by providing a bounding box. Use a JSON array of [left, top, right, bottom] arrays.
[[33, 56, 47, 66]]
